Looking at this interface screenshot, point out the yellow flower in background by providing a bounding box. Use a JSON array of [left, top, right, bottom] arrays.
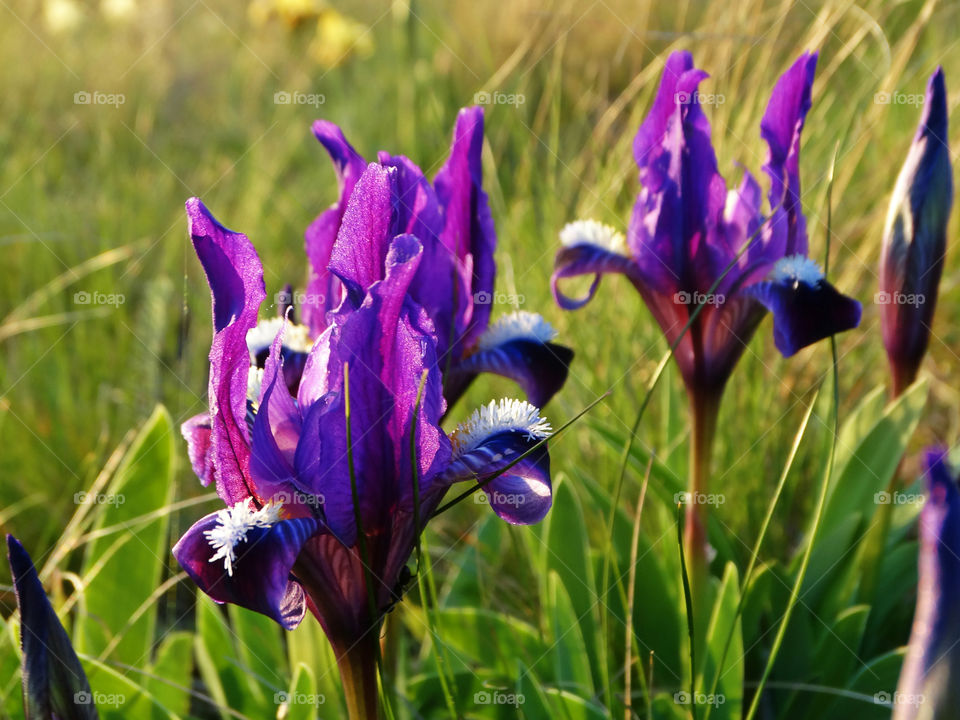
[[43, 0, 83, 33], [249, 0, 326, 28], [309, 8, 373, 68]]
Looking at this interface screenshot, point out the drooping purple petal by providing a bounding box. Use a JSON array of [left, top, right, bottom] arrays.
[[182, 413, 214, 487], [7, 535, 98, 720], [187, 198, 266, 504], [328, 163, 398, 307], [452, 313, 573, 408], [445, 428, 552, 525], [894, 448, 960, 718], [303, 121, 367, 335], [434, 106, 497, 352], [173, 507, 318, 630], [552, 238, 642, 310], [760, 51, 817, 256], [743, 256, 862, 357]]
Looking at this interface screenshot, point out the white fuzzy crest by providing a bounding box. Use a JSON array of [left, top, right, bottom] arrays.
[[450, 398, 552, 457], [204, 499, 282, 576], [475, 311, 557, 352], [246, 317, 314, 359], [770, 254, 824, 285], [559, 219, 627, 255]]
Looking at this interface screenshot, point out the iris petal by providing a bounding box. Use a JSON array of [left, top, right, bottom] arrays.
[[182, 413, 214, 487], [173, 509, 318, 630], [454, 337, 573, 409], [445, 429, 552, 525], [551, 241, 640, 310], [304, 121, 366, 335], [7, 535, 98, 720], [187, 198, 266, 504], [744, 273, 861, 357]]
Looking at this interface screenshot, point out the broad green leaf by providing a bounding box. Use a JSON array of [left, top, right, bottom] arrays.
[[287, 611, 346, 717], [279, 663, 320, 720], [822, 649, 907, 720], [547, 570, 594, 695], [420, 607, 542, 677], [801, 604, 870, 718], [440, 514, 502, 608], [143, 631, 193, 718], [516, 664, 607, 720], [541, 477, 601, 689], [83, 657, 179, 720], [74, 406, 176, 667], [229, 604, 288, 703], [804, 380, 927, 609]]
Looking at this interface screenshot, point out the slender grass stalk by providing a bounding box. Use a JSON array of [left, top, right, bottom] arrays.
[[624, 460, 652, 720], [701, 391, 818, 720], [743, 145, 844, 720], [678, 502, 697, 720]]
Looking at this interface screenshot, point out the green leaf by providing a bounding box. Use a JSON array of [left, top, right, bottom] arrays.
[[141, 631, 193, 718], [804, 380, 928, 608], [698, 562, 742, 720], [420, 607, 542, 677], [228, 604, 289, 703], [279, 663, 320, 720], [287, 612, 346, 717], [73, 406, 176, 666], [822, 649, 906, 720], [546, 570, 594, 695], [541, 477, 602, 689]]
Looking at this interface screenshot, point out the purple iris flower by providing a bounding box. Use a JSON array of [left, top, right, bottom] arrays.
[[305, 106, 573, 409], [174, 178, 555, 715], [7, 535, 99, 719], [893, 448, 960, 718], [879, 68, 953, 397], [551, 51, 861, 397]]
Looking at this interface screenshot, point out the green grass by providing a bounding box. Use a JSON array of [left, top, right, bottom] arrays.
[[1, 0, 959, 718]]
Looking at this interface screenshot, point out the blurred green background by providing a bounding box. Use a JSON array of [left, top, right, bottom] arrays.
[[1, 0, 959, 717]]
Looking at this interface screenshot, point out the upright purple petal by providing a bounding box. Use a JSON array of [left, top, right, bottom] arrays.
[[328, 163, 398, 306], [250, 322, 302, 494], [187, 198, 266, 504], [760, 51, 817, 256], [297, 235, 451, 545], [434, 106, 497, 352], [303, 121, 367, 335], [629, 51, 729, 295]]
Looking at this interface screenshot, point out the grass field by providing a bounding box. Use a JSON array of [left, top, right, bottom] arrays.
[[1, 0, 959, 718]]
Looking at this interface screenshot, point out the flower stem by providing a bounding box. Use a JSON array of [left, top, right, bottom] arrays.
[[685, 389, 721, 574], [335, 632, 381, 720]]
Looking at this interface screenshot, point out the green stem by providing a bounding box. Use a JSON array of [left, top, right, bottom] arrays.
[[335, 632, 381, 720], [685, 389, 721, 576]]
